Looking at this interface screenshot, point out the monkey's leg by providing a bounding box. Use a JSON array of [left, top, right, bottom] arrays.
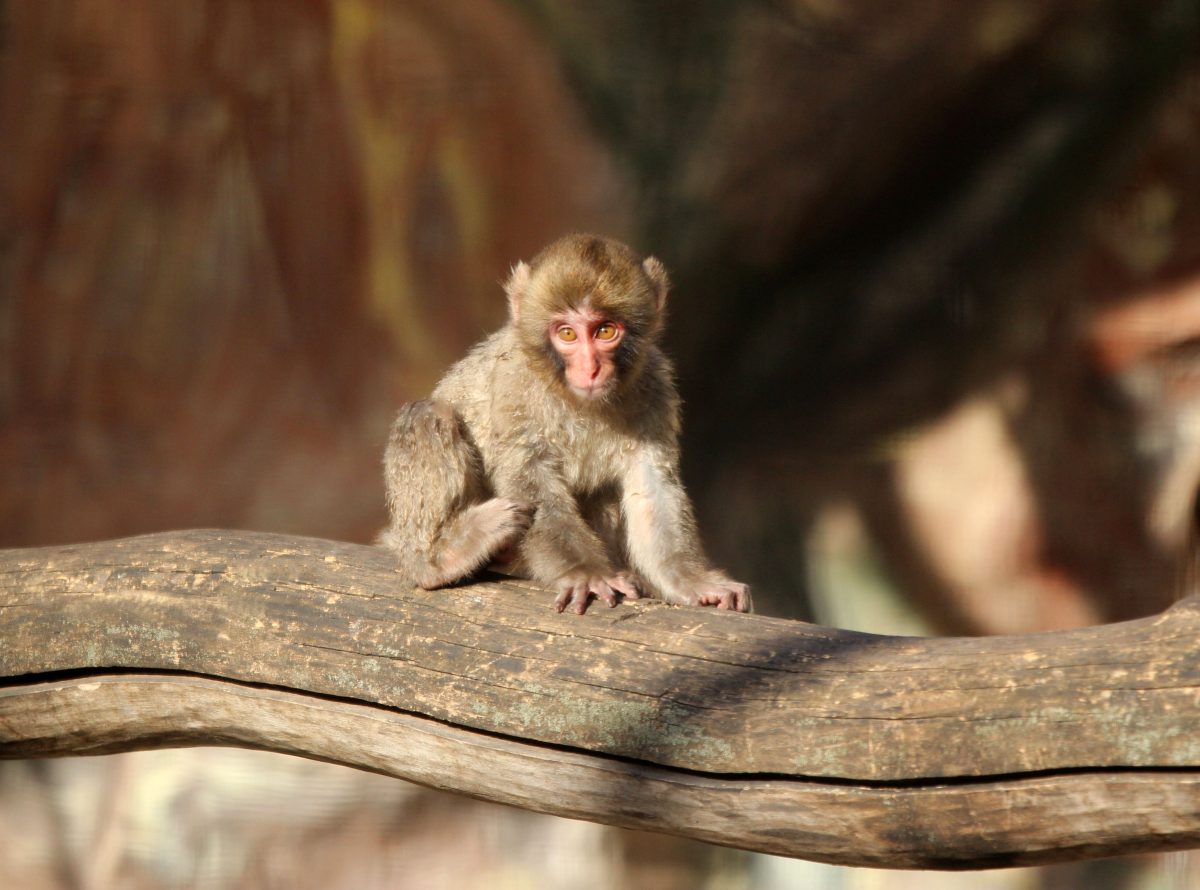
[[380, 400, 533, 589], [418, 498, 534, 588]]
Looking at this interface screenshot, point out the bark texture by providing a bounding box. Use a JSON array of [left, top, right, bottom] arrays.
[[3, 530, 1200, 868]]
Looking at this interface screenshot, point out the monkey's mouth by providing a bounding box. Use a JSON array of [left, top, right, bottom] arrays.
[[567, 381, 613, 401]]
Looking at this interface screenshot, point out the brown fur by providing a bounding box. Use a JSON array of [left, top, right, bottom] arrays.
[[379, 234, 750, 614]]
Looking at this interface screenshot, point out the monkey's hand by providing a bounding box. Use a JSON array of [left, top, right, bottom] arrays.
[[553, 569, 642, 615], [666, 574, 752, 613]]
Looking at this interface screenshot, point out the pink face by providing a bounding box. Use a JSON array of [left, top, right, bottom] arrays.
[[548, 306, 625, 400]]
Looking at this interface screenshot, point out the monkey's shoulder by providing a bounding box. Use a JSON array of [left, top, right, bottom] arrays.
[[430, 328, 547, 448], [430, 329, 508, 407], [434, 329, 507, 384]]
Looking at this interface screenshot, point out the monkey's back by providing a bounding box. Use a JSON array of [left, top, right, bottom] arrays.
[[429, 329, 510, 451], [431, 327, 584, 473]]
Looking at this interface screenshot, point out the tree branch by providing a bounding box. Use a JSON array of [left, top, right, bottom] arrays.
[[3, 529, 1200, 868]]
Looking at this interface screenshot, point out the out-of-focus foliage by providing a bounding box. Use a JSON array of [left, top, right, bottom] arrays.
[[4, 1, 1200, 888]]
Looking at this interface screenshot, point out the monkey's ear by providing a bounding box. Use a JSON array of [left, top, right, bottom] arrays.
[[504, 261, 531, 324], [642, 257, 670, 313]]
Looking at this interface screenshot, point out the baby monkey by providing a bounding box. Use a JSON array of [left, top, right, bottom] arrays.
[[380, 234, 750, 615]]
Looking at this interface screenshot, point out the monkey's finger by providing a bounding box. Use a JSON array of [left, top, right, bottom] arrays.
[[592, 580, 618, 609], [573, 587, 593, 615], [610, 574, 641, 599], [722, 584, 751, 612], [697, 589, 737, 609], [554, 587, 575, 613], [556, 586, 591, 615], [717, 588, 748, 611]]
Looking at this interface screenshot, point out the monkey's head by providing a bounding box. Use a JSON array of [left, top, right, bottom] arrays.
[[504, 234, 669, 403]]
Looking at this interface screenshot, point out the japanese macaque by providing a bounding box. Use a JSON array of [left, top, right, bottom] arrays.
[[379, 234, 751, 615]]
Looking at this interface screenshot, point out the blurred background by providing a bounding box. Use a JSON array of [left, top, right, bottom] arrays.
[[4, 1, 1200, 887]]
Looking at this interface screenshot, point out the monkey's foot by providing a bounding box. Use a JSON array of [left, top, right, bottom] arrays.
[[420, 499, 534, 589], [553, 570, 641, 615]]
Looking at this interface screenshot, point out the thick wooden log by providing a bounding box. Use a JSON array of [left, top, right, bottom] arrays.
[[2, 530, 1200, 868]]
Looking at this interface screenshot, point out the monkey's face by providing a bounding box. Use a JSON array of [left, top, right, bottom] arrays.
[[547, 305, 625, 401], [509, 234, 668, 402]]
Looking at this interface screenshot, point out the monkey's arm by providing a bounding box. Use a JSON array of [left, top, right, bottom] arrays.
[[622, 448, 752, 612], [492, 455, 639, 613]]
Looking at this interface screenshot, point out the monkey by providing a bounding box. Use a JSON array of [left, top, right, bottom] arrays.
[[379, 234, 751, 615]]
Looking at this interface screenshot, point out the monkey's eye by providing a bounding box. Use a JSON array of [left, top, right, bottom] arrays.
[[594, 323, 619, 341], [556, 326, 578, 342]]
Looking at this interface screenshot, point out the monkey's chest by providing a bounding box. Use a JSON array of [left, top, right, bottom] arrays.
[[550, 425, 634, 494]]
